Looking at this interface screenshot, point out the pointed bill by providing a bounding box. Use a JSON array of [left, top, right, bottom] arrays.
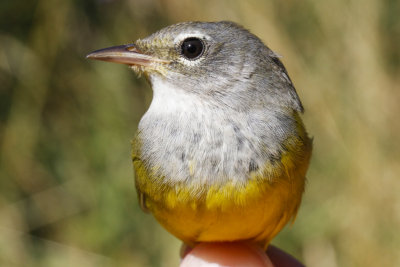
[[86, 44, 168, 66]]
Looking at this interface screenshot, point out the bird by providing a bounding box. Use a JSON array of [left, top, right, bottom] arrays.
[[87, 21, 312, 250]]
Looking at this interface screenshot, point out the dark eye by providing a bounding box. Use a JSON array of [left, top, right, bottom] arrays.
[[181, 38, 204, 60]]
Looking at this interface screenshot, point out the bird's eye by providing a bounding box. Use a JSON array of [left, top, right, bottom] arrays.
[[180, 38, 204, 60]]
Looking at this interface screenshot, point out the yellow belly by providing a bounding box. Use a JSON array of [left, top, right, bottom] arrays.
[[150, 178, 303, 249], [134, 148, 310, 249]]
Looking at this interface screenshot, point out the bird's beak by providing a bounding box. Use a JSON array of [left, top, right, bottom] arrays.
[[86, 44, 167, 67]]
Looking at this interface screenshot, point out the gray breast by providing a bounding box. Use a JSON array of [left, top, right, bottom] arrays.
[[137, 102, 295, 186]]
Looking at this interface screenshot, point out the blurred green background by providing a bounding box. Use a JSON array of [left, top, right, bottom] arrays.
[[1, 0, 399, 266]]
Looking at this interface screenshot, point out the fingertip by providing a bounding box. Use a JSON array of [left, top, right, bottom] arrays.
[[180, 242, 274, 267], [266, 245, 305, 267]]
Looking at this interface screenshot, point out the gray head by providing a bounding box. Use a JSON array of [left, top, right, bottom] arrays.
[[87, 21, 303, 113]]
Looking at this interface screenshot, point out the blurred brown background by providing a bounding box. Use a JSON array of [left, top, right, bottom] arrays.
[[1, 0, 399, 266]]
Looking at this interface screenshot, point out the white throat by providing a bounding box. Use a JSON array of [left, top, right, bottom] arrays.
[[147, 76, 206, 115]]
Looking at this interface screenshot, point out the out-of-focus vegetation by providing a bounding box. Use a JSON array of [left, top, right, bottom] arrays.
[[0, 0, 399, 266]]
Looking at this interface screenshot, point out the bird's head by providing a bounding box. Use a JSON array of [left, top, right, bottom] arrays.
[[87, 21, 303, 112]]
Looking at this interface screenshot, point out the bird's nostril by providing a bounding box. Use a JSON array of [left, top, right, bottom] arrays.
[[126, 45, 139, 52]]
